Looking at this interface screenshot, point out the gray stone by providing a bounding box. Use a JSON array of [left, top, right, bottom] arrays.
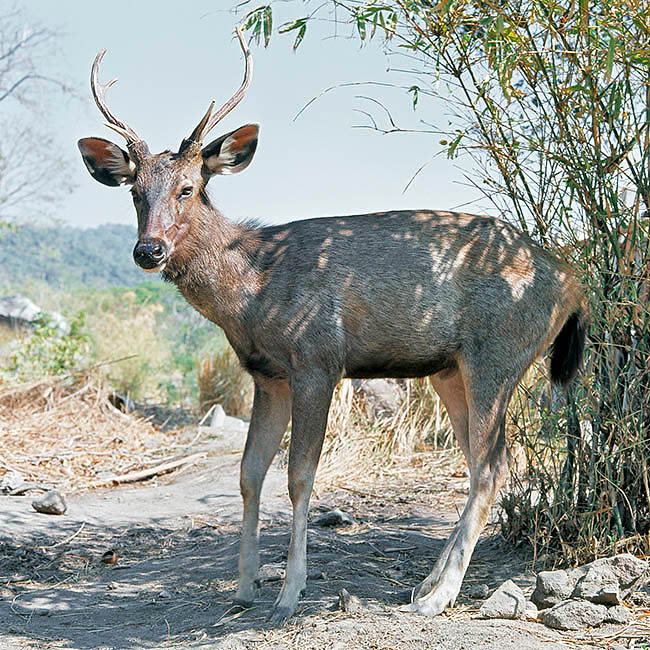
[[256, 563, 285, 583], [604, 605, 634, 625], [0, 295, 68, 333], [478, 580, 527, 620], [313, 508, 354, 528], [539, 599, 607, 630], [0, 471, 24, 494], [525, 600, 539, 621], [531, 569, 575, 609], [210, 404, 226, 428], [572, 554, 648, 604], [352, 379, 404, 416], [338, 588, 362, 614], [0, 295, 40, 325], [32, 490, 67, 515]]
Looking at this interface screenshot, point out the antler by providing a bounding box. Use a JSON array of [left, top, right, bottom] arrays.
[[183, 26, 253, 149], [90, 49, 145, 150]]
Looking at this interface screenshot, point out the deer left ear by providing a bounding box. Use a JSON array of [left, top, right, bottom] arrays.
[[202, 124, 259, 177], [78, 137, 136, 186]]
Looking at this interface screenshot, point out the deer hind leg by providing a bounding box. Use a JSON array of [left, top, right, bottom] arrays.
[[234, 379, 291, 607], [269, 370, 335, 624], [403, 367, 513, 616]]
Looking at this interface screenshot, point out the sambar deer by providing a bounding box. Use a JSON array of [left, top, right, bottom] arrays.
[[78, 27, 585, 622]]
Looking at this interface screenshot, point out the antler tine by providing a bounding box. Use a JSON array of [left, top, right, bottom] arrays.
[[90, 49, 142, 145], [194, 26, 253, 144]]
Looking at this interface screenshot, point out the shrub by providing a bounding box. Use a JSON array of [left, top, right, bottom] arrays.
[[3, 312, 90, 382], [87, 292, 171, 401]]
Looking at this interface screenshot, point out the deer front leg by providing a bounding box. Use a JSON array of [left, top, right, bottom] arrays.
[[234, 379, 291, 607], [269, 371, 335, 624]]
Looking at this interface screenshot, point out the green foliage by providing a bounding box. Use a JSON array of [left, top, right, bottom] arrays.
[[4, 312, 90, 382]]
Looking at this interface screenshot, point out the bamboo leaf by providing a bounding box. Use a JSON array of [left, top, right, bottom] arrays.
[[604, 34, 616, 83], [263, 6, 273, 47]]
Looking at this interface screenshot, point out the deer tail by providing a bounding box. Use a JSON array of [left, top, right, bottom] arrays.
[[550, 309, 585, 387]]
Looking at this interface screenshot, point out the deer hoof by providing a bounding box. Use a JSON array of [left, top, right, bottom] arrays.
[[232, 595, 255, 610], [267, 604, 295, 625]]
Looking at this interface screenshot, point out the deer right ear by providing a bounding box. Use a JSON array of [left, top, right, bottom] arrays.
[[78, 137, 136, 187], [201, 124, 259, 177]]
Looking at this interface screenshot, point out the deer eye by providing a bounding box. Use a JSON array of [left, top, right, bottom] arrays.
[[178, 185, 193, 199]]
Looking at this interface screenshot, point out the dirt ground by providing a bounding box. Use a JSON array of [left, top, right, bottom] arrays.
[[1, 424, 647, 650]]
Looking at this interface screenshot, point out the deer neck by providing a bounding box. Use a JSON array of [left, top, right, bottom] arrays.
[[162, 204, 261, 330]]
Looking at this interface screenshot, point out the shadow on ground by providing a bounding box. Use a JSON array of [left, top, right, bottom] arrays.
[[0, 468, 574, 650]]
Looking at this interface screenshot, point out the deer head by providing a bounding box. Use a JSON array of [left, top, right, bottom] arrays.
[[78, 27, 258, 273]]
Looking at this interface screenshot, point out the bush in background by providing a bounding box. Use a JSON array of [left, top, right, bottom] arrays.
[[2, 312, 89, 382], [87, 291, 171, 402]]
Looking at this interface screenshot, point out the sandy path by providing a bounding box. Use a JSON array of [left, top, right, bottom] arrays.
[[0, 427, 626, 650]]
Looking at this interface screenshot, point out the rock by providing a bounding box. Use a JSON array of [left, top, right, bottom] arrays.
[[531, 569, 575, 609], [539, 599, 607, 630], [0, 295, 41, 325], [210, 404, 226, 428], [158, 589, 173, 599], [0, 471, 24, 494], [525, 601, 539, 621], [468, 583, 490, 599], [0, 586, 14, 600], [478, 580, 527, 620], [313, 509, 354, 528], [0, 295, 68, 333], [256, 563, 285, 583], [338, 588, 362, 614], [32, 490, 67, 515], [533, 554, 648, 609], [572, 554, 648, 604], [605, 605, 633, 624], [352, 379, 404, 416]]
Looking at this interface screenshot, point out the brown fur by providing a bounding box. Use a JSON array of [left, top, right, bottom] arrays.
[[79, 124, 584, 623]]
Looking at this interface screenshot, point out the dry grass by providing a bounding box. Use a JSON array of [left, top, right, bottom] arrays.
[[88, 292, 171, 401], [197, 344, 254, 417], [315, 377, 459, 489], [196, 343, 460, 487], [0, 372, 183, 490]]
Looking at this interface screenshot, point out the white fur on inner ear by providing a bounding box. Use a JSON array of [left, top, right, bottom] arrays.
[[205, 136, 238, 175], [106, 148, 136, 183]]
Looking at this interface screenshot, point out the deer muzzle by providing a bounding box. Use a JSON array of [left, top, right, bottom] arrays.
[[133, 237, 168, 272]]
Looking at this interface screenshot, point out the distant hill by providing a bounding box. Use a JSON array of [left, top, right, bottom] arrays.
[[0, 223, 154, 288]]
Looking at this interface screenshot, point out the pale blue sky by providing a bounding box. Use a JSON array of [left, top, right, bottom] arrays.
[[23, 1, 482, 228]]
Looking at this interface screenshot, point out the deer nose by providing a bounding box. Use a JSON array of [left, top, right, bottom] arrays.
[[133, 238, 168, 270]]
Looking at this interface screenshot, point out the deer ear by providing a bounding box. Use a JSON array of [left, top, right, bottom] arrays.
[[202, 124, 259, 177], [78, 137, 136, 186]]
